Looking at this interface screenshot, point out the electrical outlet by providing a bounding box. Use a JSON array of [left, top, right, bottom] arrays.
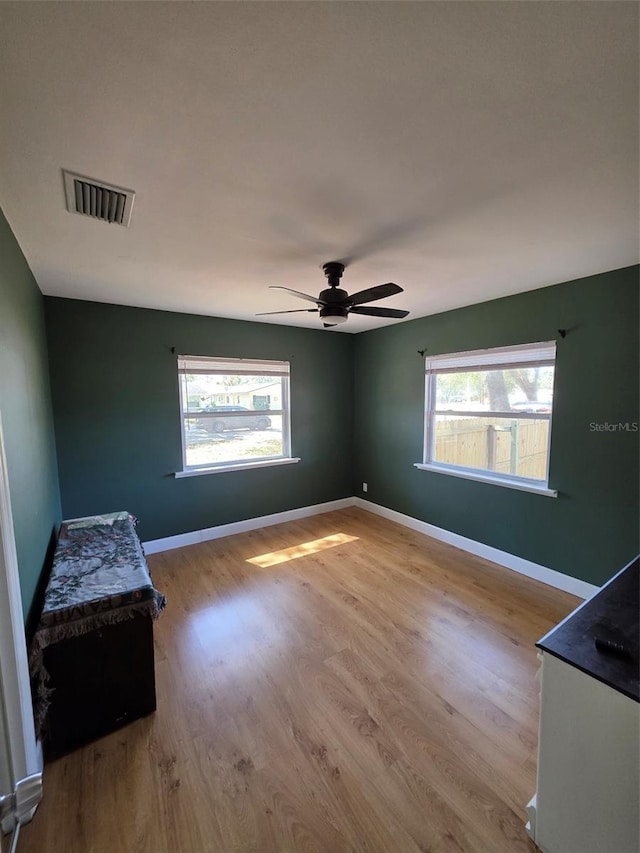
[[362, 482, 368, 492]]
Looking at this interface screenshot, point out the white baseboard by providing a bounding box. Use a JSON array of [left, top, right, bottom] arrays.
[[1, 771, 43, 833], [15, 772, 42, 825], [143, 495, 598, 599], [353, 497, 599, 599], [525, 795, 537, 842], [142, 497, 355, 554]]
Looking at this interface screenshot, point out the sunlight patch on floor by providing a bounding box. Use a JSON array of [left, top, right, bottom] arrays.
[[247, 533, 359, 568]]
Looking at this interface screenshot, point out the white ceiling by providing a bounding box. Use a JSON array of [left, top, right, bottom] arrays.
[[0, 2, 638, 333]]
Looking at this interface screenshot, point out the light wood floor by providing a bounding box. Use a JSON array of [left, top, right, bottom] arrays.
[[1, 829, 12, 853], [19, 508, 579, 852]]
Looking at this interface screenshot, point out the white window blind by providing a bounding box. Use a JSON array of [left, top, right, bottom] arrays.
[[425, 341, 556, 373], [178, 356, 290, 377]]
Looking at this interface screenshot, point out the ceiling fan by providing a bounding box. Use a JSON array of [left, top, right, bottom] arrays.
[[256, 262, 410, 328]]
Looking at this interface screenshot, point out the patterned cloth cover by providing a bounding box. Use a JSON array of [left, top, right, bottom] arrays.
[[29, 511, 166, 734]]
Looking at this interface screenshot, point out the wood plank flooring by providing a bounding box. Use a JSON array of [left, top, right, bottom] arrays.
[[19, 508, 580, 852], [1, 829, 12, 853]]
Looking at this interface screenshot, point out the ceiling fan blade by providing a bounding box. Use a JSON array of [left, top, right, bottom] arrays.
[[256, 309, 319, 315], [348, 282, 403, 305], [349, 306, 410, 318], [269, 286, 325, 305]]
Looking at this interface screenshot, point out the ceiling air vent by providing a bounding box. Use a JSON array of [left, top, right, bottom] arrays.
[[62, 170, 135, 227]]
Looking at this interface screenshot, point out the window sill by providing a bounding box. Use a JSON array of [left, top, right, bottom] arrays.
[[414, 462, 558, 497], [175, 457, 301, 478]]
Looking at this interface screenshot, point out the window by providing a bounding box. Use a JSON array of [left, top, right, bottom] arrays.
[[177, 356, 297, 475], [417, 342, 557, 494]]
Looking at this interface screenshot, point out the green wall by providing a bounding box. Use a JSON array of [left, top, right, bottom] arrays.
[[353, 265, 639, 586], [45, 299, 354, 542], [0, 210, 61, 623], [43, 266, 639, 588]]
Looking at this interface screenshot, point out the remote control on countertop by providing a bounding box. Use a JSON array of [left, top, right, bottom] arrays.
[[594, 635, 635, 658]]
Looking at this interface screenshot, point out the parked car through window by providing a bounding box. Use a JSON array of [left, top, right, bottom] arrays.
[[177, 355, 292, 473], [197, 405, 272, 433]]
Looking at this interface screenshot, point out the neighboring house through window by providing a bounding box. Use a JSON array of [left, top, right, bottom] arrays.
[[416, 342, 557, 495], [176, 356, 297, 475]]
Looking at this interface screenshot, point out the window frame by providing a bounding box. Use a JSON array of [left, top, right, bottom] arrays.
[[416, 342, 558, 496], [176, 355, 299, 476]]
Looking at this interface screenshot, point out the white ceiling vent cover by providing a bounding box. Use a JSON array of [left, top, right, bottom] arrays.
[[62, 170, 135, 227]]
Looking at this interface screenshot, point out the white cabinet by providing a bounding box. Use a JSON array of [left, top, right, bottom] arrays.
[[527, 557, 639, 853], [528, 651, 639, 853]]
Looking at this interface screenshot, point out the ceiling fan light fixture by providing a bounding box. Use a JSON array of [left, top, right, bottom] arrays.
[[319, 306, 348, 325], [260, 262, 408, 328]]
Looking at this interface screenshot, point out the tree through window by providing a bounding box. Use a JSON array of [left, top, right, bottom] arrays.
[[421, 342, 556, 487]]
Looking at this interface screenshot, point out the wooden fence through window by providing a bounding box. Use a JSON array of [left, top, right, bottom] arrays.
[[434, 418, 549, 480]]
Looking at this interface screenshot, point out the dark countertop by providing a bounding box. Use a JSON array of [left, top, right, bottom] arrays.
[[537, 557, 639, 703]]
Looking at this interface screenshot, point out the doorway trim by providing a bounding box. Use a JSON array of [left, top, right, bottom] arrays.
[[0, 413, 42, 832]]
